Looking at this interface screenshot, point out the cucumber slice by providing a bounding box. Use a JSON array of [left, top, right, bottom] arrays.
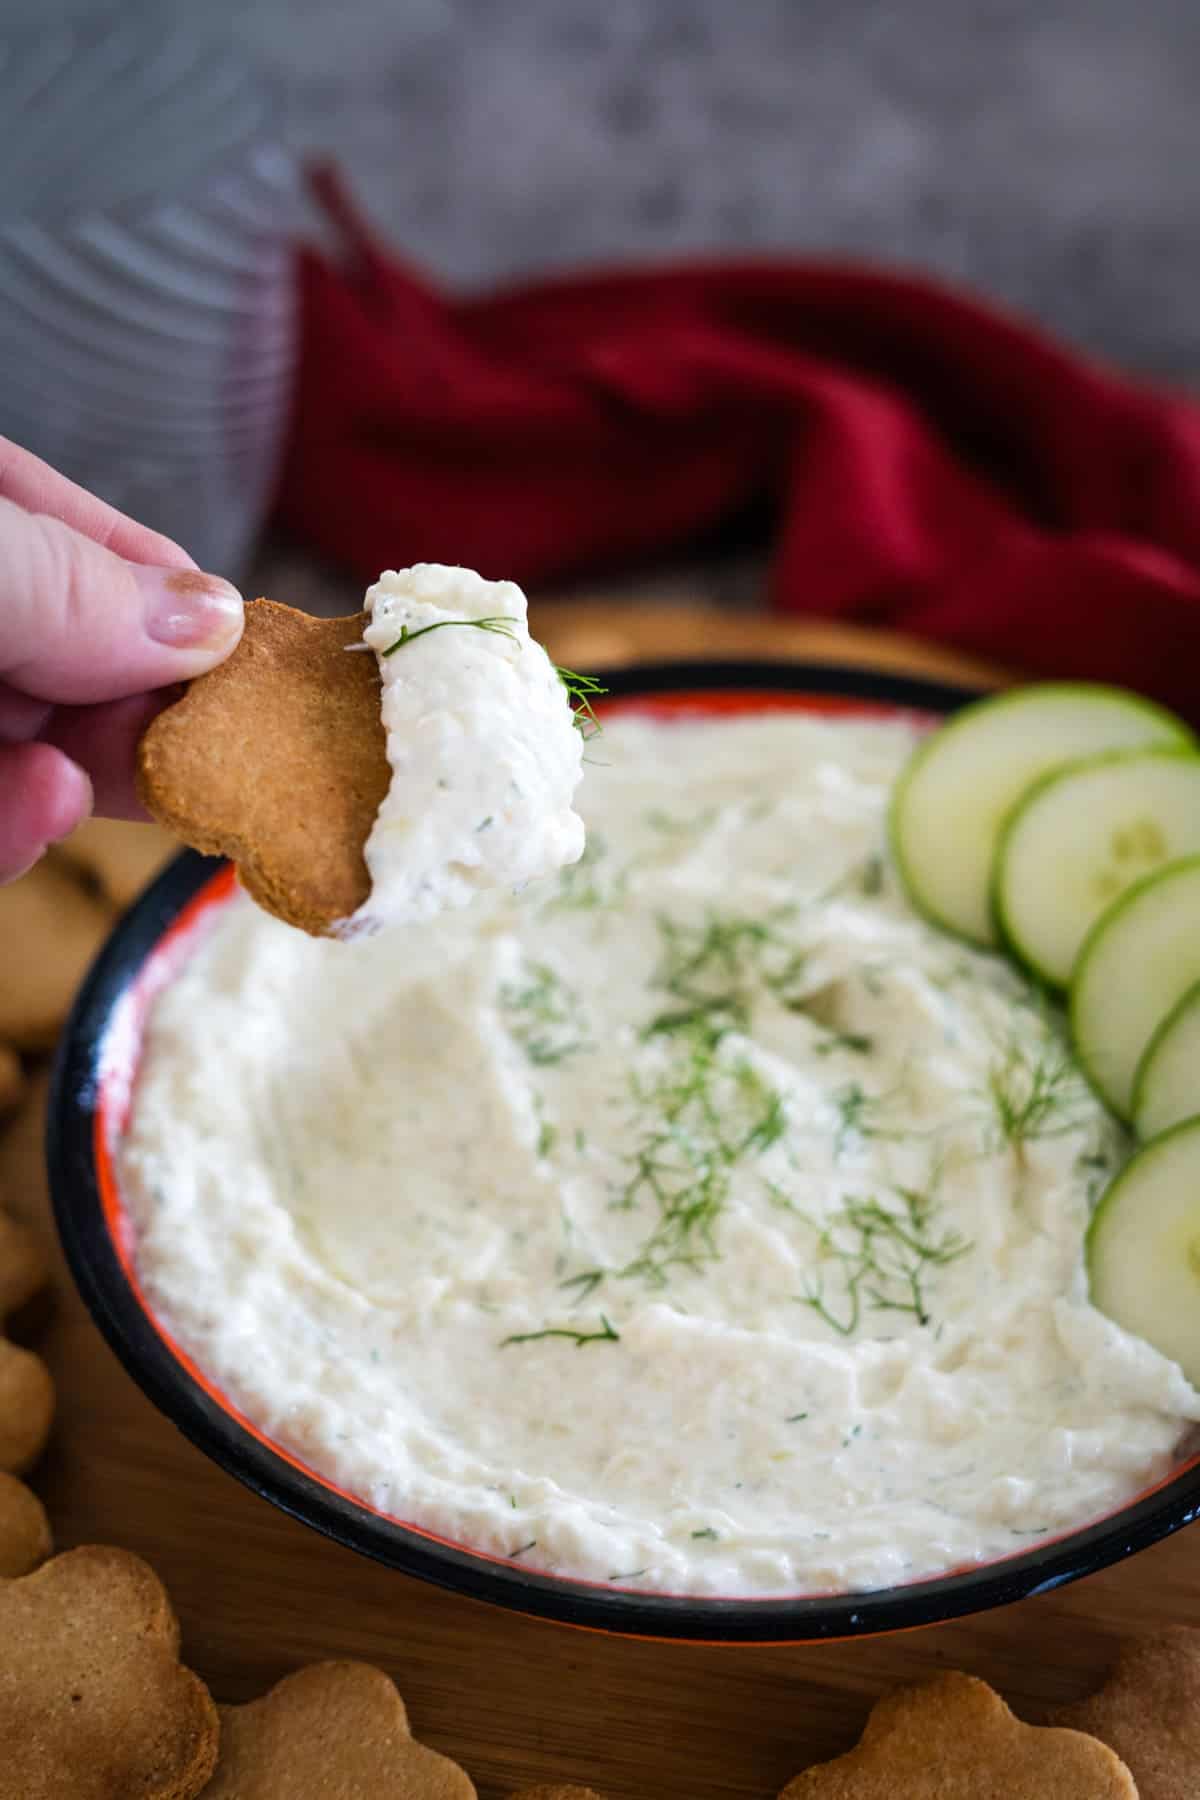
[[995, 749, 1200, 987], [1087, 1116, 1200, 1386], [890, 684, 1190, 947], [1071, 856, 1200, 1118], [1132, 979, 1200, 1140]]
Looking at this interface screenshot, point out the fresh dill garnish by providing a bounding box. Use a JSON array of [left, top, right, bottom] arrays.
[[510, 1540, 538, 1558], [509, 1494, 518, 1508], [613, 1017, 786, 1287], [379, 616, 603, 740], [381, 614, 520, 656], [983, 1032, 1094, 1156], [797, 1183, 971, 1335], [574, 1126, 588, 1152], [859, 854, 885, 896], [608, 1568, 649, 1582], [652, 908, 810, 1019], [786, 1411, 810, 1423], [475, 815, 494, 832], [501, 1315, 620, 1348], [499, 959, 590, 1067], [536, 1119, 558, 1158], [832, 1082, 875, 1156], [815, 1031, 874, 1057], [556, 667, 607, 739], [690, 1527, 719, 1540], [559, 1268, 605, 1302]]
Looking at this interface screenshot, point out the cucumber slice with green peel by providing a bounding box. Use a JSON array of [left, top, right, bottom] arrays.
[[994, 748, 1200, 988], [889, 684, 1191, 947], [1132, 979, 1200, 1140], [1070, 856, 1200, 1119], [1086, 1117, 1200, 1386]]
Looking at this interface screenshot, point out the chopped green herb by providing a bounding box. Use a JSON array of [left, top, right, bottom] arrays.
[[475, 815, 494, 832], [797, 1183, 971, 1335], [381, 614, 520, 657], [556, 666, 607, 739], [608, 1568, 649, 1582], [536, 1119, 558, 1159], [815, 1031, 874, 1057], [510, 1540, 538, 1558], [786, 1411, 809, 1423], [690, 1528, 719, 1540], [499, 959, 590, 1067], [501, 1315, 620, 1349], [559, 1269, 605, 1302], [984, 1033, 1094, 1156], [614, 1019, 786, 1288]]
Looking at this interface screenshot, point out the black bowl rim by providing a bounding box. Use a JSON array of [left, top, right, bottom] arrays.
[[48, 658, 1200, 1643]]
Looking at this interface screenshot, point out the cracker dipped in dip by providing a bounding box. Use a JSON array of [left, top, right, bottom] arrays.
[[118, 694, 1200, 1598]]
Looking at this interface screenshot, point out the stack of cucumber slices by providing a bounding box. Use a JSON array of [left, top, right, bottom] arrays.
[[890, 682, 1200, 1385]]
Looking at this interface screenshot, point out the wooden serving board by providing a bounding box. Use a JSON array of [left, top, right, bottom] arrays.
[[4, 605, 1197, 1800]]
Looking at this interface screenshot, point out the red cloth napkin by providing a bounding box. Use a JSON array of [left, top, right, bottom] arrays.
[[277, 169, 1200, 716]]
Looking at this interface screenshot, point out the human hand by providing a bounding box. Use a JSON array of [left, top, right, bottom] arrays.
[[0, 437, 244, 882]]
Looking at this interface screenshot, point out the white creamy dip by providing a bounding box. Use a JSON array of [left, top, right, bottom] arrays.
[[345, 564, 584, 933], [119, 712, 1200, 1596]]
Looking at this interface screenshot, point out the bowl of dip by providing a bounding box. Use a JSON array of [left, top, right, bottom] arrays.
[[48, 661, 1200, 1643]]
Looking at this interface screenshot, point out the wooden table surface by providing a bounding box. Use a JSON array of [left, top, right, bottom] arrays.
[[5, 606, 1198, 1800]]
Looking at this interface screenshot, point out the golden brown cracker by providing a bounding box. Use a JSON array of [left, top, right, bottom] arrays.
[[0, 857, 114, 1050], [53, 816, 179, 911], [137, 599, 389, 937], [0, 1044, 24, 1118], [0, 1470, 51, 1577], [0, 1544, 218, 1799], [0, 1209, 53, 1474], [204, 1661, 476, 1799], [1054, 1626, 1200, 1799], [780, 1672, 1136, 1799]]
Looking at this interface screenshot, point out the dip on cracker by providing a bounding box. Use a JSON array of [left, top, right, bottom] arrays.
[[138, 565, 586, 938]]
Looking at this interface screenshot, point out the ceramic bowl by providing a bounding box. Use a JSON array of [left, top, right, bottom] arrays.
[[48, 661, 1200, 1642]]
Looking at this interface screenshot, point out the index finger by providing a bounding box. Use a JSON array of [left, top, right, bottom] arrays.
[[0, 436, 196, 571]]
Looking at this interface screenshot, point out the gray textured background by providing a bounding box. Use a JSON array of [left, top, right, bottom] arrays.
[[13, 0, 1200, 379], [239, 0, 1200, 379]]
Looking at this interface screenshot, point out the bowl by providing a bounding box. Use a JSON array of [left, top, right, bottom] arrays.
[[48, 660, 1200, 1643]]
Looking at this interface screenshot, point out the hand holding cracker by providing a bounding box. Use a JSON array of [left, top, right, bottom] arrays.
[[780, 1671, 1136, 1799], [0, 436, 243, 884], [1054, 1626, 1200, 1799], [202, 1661, 476, 1799], [0, 1545, 218, 1800]]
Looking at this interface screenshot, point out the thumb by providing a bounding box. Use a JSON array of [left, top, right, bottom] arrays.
[[0, 497, 243, 705]]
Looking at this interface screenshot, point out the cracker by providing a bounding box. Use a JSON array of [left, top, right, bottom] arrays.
[[780, 1671, 1136, 1798], [0, 857, 114, 1050], [53, 816, 179, 911], [0, 1544, 218, 1799], [137, 599, 389, 937], [0, 1470, 51, 1577], [1054, 1625, 1200, 1799], [0, 1209, 54, 1474], [0, 1044, 24, 1118], [203, 1661, 476, 1798]]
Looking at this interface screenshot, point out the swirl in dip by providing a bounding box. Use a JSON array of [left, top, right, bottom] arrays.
[[117, 710, 1200, 1596]]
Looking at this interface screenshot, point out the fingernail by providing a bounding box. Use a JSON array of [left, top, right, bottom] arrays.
[[137, 565, 244, 651]]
